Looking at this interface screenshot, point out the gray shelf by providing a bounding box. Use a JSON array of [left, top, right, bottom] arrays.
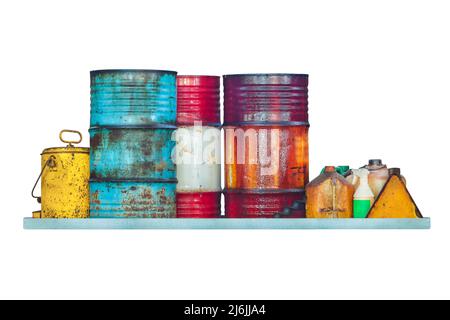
[[23, 217, 430, 229]]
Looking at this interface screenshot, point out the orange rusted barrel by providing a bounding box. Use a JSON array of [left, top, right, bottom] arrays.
[[223, 74, 309, 218]]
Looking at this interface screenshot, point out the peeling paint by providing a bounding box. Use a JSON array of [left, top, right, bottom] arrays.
[[89, 181, 176, 218]]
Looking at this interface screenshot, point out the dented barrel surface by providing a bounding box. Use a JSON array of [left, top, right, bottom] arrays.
[[223, 73, 309, 218], [90, 180, 176, 218], [90, 70, 177, 126], [90, 127, 176, 180]]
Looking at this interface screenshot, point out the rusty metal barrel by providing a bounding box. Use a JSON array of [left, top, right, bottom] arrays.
[[175, 76, 221, 218], [89, 70, 177, 218], [223, 74, 309, 218]]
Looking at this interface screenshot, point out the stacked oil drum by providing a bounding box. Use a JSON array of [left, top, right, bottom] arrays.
[[175, 76, 221, 218], [223, 74, 309, 217], [89, 70, 178, 217]]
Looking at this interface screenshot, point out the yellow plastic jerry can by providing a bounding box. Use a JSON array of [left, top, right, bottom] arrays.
[[31, 130, 90, 218]]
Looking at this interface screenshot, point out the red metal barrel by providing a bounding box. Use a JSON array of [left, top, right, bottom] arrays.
[[177, 192, 221, 218], [177, 76, 221, 126], [176, 75, 222, 218], [223, 74, 309, 218]]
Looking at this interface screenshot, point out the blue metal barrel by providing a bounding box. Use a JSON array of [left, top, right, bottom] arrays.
[[90, 127, 176, 180], [90, 180, 176, 218], [89, 69, 177, 218], [90, 69, 177, 126]]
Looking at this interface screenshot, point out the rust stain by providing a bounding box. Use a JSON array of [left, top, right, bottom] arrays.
[[90, 133, 101, 149], [108, 129, 124, 142], [91, 190, 100, 204], [157, 187, 169, 205], [154, 161, 167, 171], [141, 188, 153, 200]]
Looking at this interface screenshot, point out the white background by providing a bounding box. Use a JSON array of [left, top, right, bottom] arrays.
[[1, 0, 449, 299]]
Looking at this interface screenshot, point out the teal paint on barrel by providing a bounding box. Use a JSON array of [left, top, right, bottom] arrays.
[[90, 127, 176, 180], [90, 180, 176, 218], [90, 69, 177, 126]]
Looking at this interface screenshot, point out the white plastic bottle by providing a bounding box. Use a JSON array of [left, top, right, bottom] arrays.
[[352, 168, 374, 218], [363, 159, 389, 198]]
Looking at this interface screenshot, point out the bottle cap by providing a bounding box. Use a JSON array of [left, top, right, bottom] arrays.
[[324, 166, 336, 173], [336, 166, 350, 175], [369, 159, 383, 166], [389, 168, 401, 176]]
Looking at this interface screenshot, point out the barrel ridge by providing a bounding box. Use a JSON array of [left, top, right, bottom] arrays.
[[223, 73, 308, 125], [176, 75, 221, 126], [90, 69, 177, 126]]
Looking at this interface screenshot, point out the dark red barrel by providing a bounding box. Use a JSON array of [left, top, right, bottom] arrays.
[[176, 75, 222, 218], [177, 76, 221, 126], [223, 74, 309, 218], [224, 74, 308, 125]]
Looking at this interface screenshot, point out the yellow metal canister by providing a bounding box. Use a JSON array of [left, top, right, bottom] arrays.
[[32, 130, 90, 218]]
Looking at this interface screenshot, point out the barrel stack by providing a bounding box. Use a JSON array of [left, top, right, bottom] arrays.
[[89, 70, 178, 218], [175, 76, 221, 218], [223, 74, 309, 217]]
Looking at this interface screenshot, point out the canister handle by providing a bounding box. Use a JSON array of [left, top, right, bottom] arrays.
[[59, 129, 82, 146], [31, 156, 56, 204]]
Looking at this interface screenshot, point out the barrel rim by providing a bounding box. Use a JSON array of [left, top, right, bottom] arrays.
[[223, 122, 310, 127], [176, 191, 222, 195], [89, 124, 177, 130], [90, 69, 177, 75], [177, 75, 220, 80], [90, 178, 178, 183], [223, 188, 305, 194], [176, 122, 222, 128], [41, 147, 89, 155], [223, 73, 309, 79]]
